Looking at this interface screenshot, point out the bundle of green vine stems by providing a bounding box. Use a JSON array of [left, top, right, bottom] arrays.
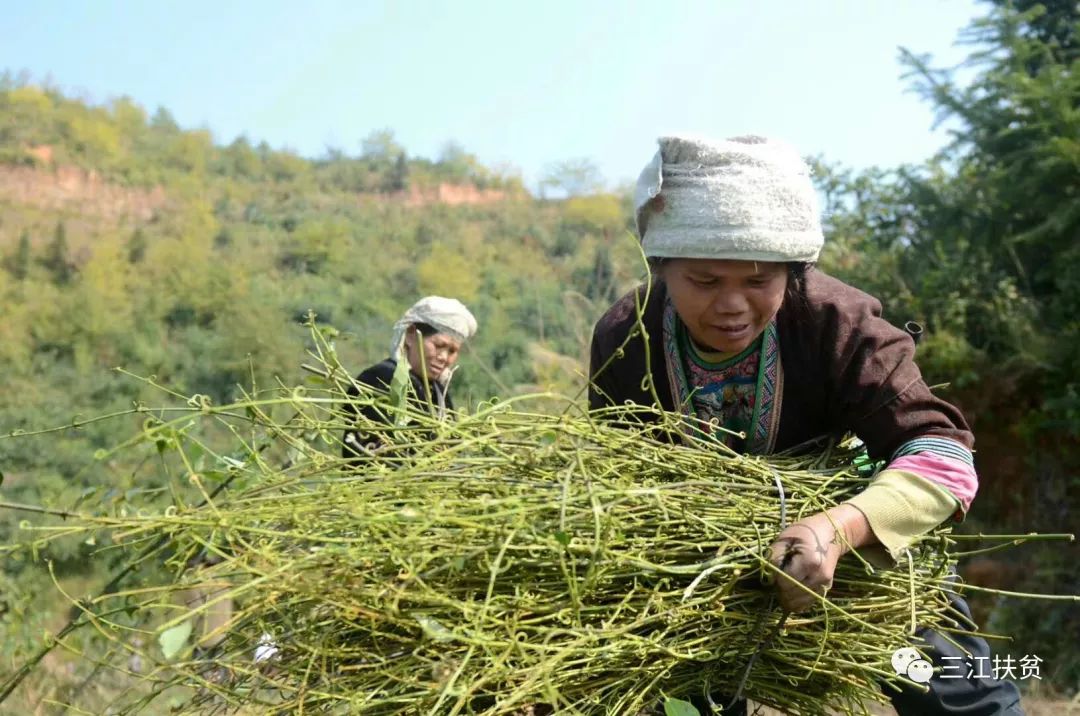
[[17, 388, 972, 715]]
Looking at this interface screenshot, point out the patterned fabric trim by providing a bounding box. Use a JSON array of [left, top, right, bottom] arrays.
[[891, 436, 974, 466], [887, 453, 978, 513], [747, 320, 782, 455], [662, 298, 698, 431]]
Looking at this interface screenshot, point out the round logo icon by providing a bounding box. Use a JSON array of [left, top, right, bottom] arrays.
[[892, 647, 934, 683], [906, 658, 935, 683], [891, 647, 921, 675]]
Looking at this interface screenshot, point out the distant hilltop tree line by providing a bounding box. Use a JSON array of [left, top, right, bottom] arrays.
[[0, 72, 533, 195]]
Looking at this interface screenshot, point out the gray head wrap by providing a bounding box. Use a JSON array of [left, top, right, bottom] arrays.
[[389, 296, 478, 385], [634, 134, 824, 262]]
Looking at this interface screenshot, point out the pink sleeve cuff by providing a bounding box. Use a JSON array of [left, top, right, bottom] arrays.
[[885, 451, 978, 513]]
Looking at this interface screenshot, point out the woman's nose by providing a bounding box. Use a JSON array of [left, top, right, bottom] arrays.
[[711, 290, 748, 314]]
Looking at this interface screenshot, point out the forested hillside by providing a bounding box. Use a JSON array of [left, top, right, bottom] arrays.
[[0, 76, 640, 500], [0, 75, 645, 707]]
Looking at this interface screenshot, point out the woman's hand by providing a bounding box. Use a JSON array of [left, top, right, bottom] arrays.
[[768, 504, 875, 612]]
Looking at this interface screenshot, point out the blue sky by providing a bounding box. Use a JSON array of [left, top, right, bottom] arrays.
[[3, 0, 982, 190]]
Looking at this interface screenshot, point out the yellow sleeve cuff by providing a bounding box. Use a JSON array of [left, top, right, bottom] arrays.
[[844, 469, 960, 560]]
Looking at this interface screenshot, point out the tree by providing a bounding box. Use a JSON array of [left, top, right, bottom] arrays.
[[5, 229, 31, 280], [416, 243, 479, 303], [819, 1, 1080, 685], [220, 136, 263, 179], [277, 219, 350, 275], [360, 129, 403, 163], [539, 159, 604, 198], [127, 228, 147, 263], [43, 222, 73, 284], [896, 0, 1079, 391], [386, 152, 409, 192], [110, 96, 147, 136], [562, 195, 625, 233], [436, 141, 475, 183], [588, 244, 615, 302], [150, 106, 179, 132]]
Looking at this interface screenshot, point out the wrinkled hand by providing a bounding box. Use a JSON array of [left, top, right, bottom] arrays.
[[768, 504, 873, 612]]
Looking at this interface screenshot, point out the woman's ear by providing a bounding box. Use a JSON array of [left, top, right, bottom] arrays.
[[649, 257, 668, 278]]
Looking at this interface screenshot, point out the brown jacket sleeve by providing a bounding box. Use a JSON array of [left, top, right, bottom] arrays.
[[587, 281, 675, 417], [799, 273, 973, 461], [588, 328, 617, 411]]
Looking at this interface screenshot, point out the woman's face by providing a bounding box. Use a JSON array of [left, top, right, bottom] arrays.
[[661, 259, 788, 354], [405, 328, 462, 382]]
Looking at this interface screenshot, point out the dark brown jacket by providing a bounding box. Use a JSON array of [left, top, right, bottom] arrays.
[[588, 270, 973, 460], [341, 359, 454, 460]]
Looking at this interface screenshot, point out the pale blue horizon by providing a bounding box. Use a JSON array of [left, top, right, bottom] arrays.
[[2, 0, 983, 190]]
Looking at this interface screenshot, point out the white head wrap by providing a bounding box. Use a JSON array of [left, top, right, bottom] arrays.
[[389, 296, 478, 385], [634, 134, 824, 262]]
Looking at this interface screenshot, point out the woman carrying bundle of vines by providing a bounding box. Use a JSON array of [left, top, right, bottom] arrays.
[[342, 295, 477, 459], [588, 135, 1022, 715]]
